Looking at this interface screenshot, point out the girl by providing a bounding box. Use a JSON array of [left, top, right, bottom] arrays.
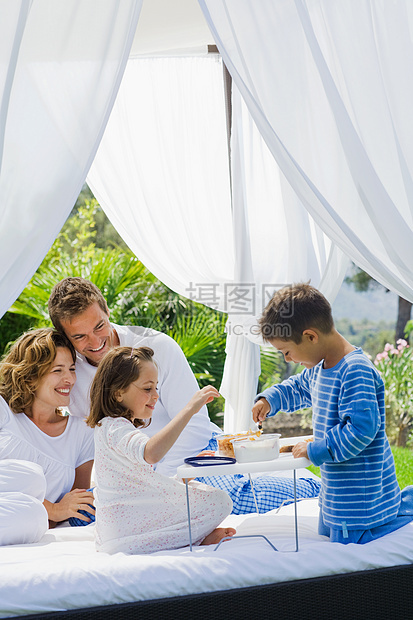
[[87, 346, 235, 554], [0, 328, 95, 528]]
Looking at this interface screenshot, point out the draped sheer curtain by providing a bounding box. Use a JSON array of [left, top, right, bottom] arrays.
[[88, 55, 347, 430], [0, 0, 142, 318], [221, 87, 347, 430], [88, 56, 235, 298], [200, 0, 413, 303]]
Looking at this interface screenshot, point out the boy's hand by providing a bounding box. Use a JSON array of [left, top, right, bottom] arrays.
[[292, 441, 308, 459], [252, 398, 270, 423]]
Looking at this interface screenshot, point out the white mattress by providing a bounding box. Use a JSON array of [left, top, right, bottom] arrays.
[[1, 498, 413, 618]]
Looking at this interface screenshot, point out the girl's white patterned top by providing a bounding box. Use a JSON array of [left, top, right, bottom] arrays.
[[94, 416, 232, 554]]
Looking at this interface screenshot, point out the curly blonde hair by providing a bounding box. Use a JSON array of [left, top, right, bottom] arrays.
[[0, 328, 76, 414]]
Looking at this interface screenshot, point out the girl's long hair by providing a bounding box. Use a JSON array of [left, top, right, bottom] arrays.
[[86, 346, 155, 429]]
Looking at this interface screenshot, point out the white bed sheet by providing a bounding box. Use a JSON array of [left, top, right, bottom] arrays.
[[1, 499, 413, 618]]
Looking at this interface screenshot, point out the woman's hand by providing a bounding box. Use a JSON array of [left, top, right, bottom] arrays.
[[45, 488, 95, 525]]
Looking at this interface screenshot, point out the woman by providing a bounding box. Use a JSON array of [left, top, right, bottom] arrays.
[[0, 328, 94, 528]]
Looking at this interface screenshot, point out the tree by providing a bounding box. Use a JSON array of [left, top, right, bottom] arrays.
[[345, 265, 411, 343]]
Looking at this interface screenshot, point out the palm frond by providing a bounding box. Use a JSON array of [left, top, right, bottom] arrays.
[[166, 310, 227, 387], [9, 248, 153, 325], [259, 346, 285, 390]]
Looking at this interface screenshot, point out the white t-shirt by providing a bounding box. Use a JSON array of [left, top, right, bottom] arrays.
[[68, 324, 220, 476], [0, 396, 94, 502]]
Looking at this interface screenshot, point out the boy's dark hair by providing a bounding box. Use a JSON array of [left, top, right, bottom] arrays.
[[48, 277, 108, 332], [87, 346, 155, 429], [259, 283, 334, 343]]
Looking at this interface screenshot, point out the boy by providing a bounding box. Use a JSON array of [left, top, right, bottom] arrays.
[[252, 283, 412, 544]]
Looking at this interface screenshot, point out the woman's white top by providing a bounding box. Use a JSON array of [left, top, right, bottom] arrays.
[[0, 396, 94, 502]]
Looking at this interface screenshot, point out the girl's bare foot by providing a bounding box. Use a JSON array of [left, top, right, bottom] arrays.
[[200, 527, 236, 546]]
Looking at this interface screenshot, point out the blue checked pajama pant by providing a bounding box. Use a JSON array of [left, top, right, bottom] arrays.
[[196, 434, 321, 515]]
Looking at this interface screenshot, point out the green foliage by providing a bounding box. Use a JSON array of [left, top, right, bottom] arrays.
[[162, 308, 228, 425], [116, 282, 188, 331], [344, 266, 382, 293], [344, 263, 412, 343], [306, 464, 320, 477], [0, 312, 35, 356], [8, 196, 146, 330], [165, 308, 227, 386], [374, 339, 413, 447], [57, 198, 98, 256], [391, 446, 413, 489], [405, 318, 413, 341], [7, 195, 175, 331], [70, 184, 128, 251], [258, 346, 284, 390], [9, 248, 152, 326], [336, 318, 394, 359]]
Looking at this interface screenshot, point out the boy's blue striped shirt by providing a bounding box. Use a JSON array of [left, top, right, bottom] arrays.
[[258, 348, 401, 531]]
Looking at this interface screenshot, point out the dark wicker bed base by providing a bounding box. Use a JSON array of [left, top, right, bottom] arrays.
[[18, 563, 413, 620]]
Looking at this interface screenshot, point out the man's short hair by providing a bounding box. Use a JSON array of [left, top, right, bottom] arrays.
[[259, 283, 334, 343], [48, 278, 108, 331]]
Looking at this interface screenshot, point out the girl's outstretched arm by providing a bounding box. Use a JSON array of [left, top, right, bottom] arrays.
[[144, 385, 219, 464]]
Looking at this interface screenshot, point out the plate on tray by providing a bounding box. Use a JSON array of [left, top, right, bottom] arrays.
[[184, 456, 236, 467]]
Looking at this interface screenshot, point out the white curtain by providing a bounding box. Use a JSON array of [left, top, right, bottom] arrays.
[[0, 0, 142, 319], [131, 0, 213, 56], [221, 87, 347, 431], [88, 55, 347, 431], [200, 0, 413, 303], [88, 56, 235, 299]]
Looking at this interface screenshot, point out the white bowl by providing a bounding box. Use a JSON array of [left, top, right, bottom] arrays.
[[217, 431, 262, 458], [231, 433, 281, 463]]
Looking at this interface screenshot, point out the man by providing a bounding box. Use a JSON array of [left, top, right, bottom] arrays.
[[48, 277, 320, 513]]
